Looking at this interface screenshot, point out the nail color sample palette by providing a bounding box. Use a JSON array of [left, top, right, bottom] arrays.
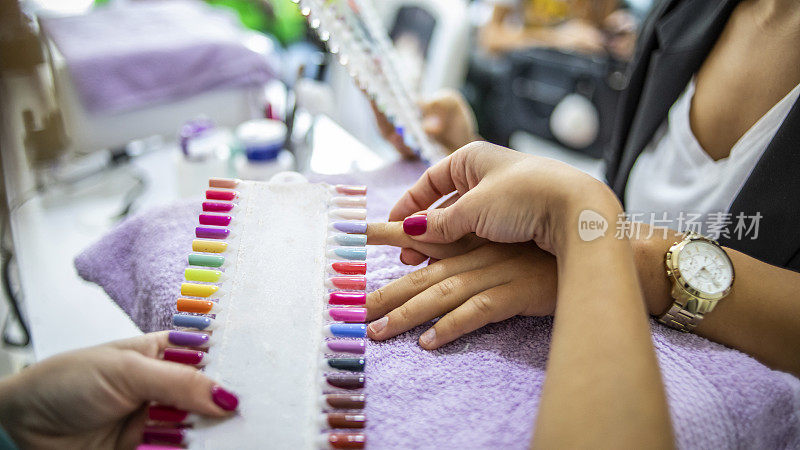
[[155, 174, 368, 449], [293, 0, 447, 164]]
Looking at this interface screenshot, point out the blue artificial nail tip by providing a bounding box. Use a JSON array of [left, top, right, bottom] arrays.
[[326, 324, 368, 338], [329, 247, 367, 261], [173, 314, 213, 330], [332, 234, 368, 246]]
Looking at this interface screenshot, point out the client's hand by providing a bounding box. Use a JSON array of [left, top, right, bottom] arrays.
[[366, 241, 556, 349], [371, 89, 479, 158], [0, 332, 238, 449]]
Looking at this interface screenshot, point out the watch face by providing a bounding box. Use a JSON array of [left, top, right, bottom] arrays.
[[677, 240, 734, 295]]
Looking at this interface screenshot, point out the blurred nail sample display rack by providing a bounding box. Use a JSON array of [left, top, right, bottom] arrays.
[[293, 0, 448, 163], [143, 174, 369, 449], [176, 118, 295, 197]]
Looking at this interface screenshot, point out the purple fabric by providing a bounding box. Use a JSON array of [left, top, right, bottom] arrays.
[[40, 1, 274, 114], [76, 161, 800, 449]]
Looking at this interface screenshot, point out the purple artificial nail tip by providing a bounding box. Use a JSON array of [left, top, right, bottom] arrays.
[[196, 226, 230, 239], [169, 330, 210, 347], [327, 339, 366, 354], [333, 222, 368, 234]]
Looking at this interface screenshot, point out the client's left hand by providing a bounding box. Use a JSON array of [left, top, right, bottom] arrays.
[[367, 223, 557, 349]]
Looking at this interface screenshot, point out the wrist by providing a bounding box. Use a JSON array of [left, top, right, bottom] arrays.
[[631, 226, 677, 316], [552, 180, 624, 256]]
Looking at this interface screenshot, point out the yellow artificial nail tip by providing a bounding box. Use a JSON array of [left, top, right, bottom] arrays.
[[192, 239, 228, 253], [185, 268, 222, 283], [180, 283, 219, 298]]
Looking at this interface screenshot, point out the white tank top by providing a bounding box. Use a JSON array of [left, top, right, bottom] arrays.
[[625, 79, 800, 233]]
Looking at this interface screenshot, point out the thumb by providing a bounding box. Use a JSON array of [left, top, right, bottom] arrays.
[[402, 202, 474, 243], [422, 114, 444, 135], [118, 352, 238, 417]]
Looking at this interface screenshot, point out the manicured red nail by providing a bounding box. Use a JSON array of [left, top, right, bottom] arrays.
[[148, 405, 189, 422], [142, 426, 185, 445], [211, 385, 239, 411], [403, 215, 427, 236]]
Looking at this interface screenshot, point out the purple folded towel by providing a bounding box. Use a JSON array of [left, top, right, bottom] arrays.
[[76, 162, 800, 449], [40, 1, 274, 114]]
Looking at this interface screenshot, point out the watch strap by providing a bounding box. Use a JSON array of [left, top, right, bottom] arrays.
[[658, 302, 703, 332]]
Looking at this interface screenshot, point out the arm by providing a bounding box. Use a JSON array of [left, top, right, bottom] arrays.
[[533, 198, 672, 448], [367, 218, 800, 377], [373, 143, 673, 447], [635, 225, 800, 376]]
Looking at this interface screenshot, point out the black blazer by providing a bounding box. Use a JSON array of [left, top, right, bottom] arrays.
[[604, 0, 800, 272]]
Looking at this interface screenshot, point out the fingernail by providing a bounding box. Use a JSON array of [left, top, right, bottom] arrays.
[[326, 358, 366, 372], [205, 189, 238, 201], [324, 432, 366, 449], [202, 201, 235, 213], [330, 209, 367, 220], [325, 339, 366, 354], [199, 214, 232, 226], [172, 314, 216, 330], [176, 298, 220, 314], [184, 268, 222, 283], [324, 412, 367, 429], [324, 324, 368, 338], [211, 385, 239, 411], [329, 234, 368, 246], [188, 253, 225, 268], [331, 222, 368, 234], [330, 261, 367, 275], [148, 405, 189, 422], [328, 292, 366, 306], [327, 308, 368, 322], [208, 177, 240, 189], [325, 373, 365, 390], [163, 348, 206, 366], [191, 239, 228, 253], [328, 248, 368, 261], [423, 115, 442, 130], [419, 328, 436, 346], [334, 185, 367, 196], [403, 215, 427, 236], [326, 276, 367, 290], [180, 283, 219, 298], [331, 196, 367, 208], [142, 426, 185, 445], [368, 317, 388, 335], [168, 330, 210, 348], [195, 227, 230, 240], [324, 393, 366, 409], [136, 444, 182, 450]]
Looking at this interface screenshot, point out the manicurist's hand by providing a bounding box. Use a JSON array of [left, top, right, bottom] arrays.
[[0, 332, 238, 449], [368, 142, 622, 348], [389, 141, 617, 253]]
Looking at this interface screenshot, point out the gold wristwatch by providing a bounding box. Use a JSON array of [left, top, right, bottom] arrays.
[[658, 233, 734, 332]]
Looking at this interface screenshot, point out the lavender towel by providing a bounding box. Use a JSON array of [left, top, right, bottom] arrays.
[[40, 1, 274, 114], [76, 162, 800, 449]]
